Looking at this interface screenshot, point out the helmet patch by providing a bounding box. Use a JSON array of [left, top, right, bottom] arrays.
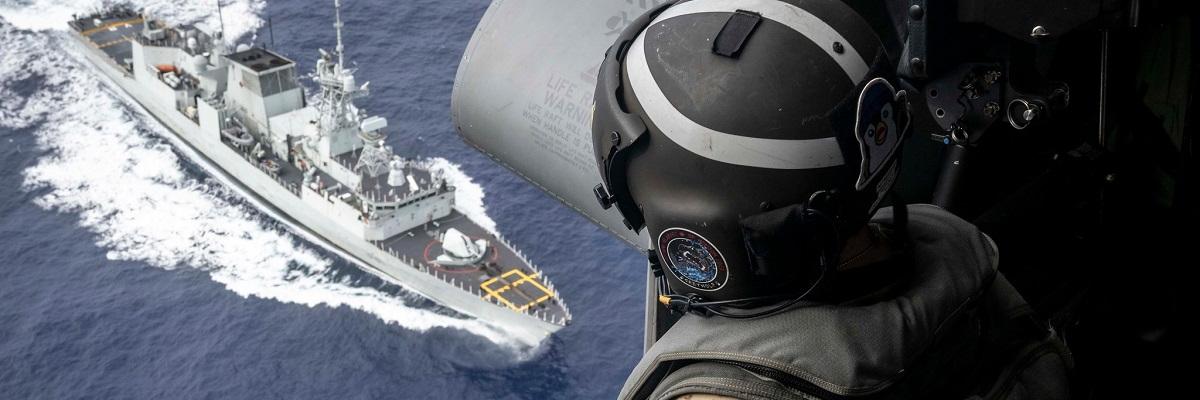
[[854, 77, 909, 191], [658, 228, 729, 291]]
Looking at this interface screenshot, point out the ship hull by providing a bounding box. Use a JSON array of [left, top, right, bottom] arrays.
[[64, 30, 562, 345]]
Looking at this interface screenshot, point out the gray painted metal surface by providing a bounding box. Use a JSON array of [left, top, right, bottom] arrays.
[[451, 0, 665, 249]]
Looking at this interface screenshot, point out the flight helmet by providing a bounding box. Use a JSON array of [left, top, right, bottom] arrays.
[[592, 0, 910, 311]]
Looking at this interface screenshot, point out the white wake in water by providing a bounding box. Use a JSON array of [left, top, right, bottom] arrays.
[[0, 2, 528, 349], [0, 0, 263, 40]]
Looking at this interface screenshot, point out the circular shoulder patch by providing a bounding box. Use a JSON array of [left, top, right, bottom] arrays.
[[657, 228, 729, 292]]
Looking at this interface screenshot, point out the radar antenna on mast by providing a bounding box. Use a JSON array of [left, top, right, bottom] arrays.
[[309, 0, 386, 186], [312, 0, 367, 135]]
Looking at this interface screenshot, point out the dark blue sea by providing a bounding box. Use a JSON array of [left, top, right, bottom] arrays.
[[0, 1, 646, 398]]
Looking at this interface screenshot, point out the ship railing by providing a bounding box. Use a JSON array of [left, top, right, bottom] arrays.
[[337, 154, 353, 170], [362, 186, 439, 209], [231, 146, 301, 197], [493, 233, 567, 308], [272, 172, 301, 196], [493, 233, 572, 324]]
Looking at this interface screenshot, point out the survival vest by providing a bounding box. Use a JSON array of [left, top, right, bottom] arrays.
[[618, 205, 1072, 400]]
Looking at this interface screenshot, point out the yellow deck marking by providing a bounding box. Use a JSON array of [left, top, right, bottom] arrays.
[[96, 36, 131, 49], [81, 18, 144, 37], [480, 269, 555, 313]]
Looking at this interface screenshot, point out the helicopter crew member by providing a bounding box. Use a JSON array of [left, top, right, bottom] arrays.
[[589, 1, 1073, 399]]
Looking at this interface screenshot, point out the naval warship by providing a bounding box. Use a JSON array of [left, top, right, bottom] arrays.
[[65, 2, 569, 342]]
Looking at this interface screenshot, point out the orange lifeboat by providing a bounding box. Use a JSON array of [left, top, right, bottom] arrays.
[[155, 64, 176, 73]]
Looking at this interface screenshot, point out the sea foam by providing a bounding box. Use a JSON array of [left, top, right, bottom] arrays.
[[0, 0, 264, 40]]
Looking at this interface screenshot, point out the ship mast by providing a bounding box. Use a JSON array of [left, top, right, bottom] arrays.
[[314, 0, 366, 135], [334, 0, 345, 68], [215, 0, 226, 45], [309, 0, 392, 182]]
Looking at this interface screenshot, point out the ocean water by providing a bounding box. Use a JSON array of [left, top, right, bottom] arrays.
[[0, 1, 646, 398]]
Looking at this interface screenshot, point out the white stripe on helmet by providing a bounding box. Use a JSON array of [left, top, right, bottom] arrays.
[[655, 0, 870, 83], [626, 7, 849, 170]]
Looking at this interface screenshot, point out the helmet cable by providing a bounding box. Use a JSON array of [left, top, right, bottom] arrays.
[[658, 206, 842, 319]]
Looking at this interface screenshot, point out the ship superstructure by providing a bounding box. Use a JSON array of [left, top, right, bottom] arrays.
[[66, 2, 569, 342]]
